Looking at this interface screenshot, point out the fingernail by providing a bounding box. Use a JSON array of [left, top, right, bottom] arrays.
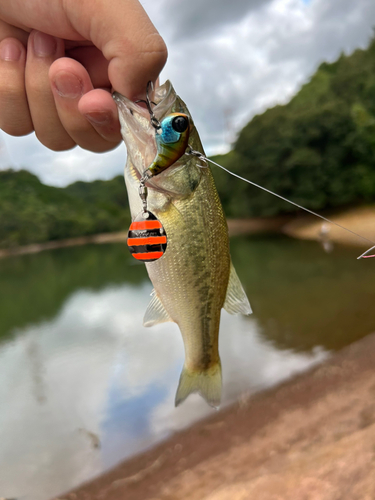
[[33, 31, 57, 57], [54, 72, 83, 99], [84, 112, 112, 126], [0, 40, 22, 62]]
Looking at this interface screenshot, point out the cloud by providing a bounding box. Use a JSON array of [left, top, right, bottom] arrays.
[[158, 0, 375, 154], [0, 131, 126, 187], [1, 0, 375, 185], [0, 283, 328, 499], [148, 0, 274, 40]]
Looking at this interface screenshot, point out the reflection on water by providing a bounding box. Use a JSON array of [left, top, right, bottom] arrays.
[[0, 236, 374, 500]]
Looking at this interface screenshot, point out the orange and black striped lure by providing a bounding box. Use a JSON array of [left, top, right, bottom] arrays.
[[127, 211, 167, 262]]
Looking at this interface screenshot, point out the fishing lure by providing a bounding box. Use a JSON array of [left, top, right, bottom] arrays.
[[126, 83, 191, 262]]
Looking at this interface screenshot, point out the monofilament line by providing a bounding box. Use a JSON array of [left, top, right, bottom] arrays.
[[204, 157, 375, 260]]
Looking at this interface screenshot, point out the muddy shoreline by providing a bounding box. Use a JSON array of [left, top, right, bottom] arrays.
[[283, 205, 375, 248], [56, 332, 375, 500]]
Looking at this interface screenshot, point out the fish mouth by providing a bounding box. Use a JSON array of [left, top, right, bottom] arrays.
[[113, 81, 180, 178]]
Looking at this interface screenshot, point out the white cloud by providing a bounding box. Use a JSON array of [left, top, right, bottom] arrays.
[[0, 284, 328, 500], [0, 131, 126, 187], [1, 0, 375, 185]]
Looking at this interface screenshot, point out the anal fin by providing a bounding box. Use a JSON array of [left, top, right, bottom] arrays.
[[143, 289, 172, 327], [223, 262, 252, 315]]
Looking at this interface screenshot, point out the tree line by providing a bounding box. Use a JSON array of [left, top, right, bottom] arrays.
[[0, 170, 130, 248]]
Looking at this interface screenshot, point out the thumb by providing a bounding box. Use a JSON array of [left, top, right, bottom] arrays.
[[64, 0, 168, 100], [0, 0, 167, 99], [64, 0, 167, 100]]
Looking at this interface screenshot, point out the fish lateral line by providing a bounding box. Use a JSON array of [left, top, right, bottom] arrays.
[[185, 147, 375, 260]]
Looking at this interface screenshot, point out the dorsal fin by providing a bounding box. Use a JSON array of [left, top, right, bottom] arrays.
[[143, 289, 172, 327], [223, 262, 252, 315]]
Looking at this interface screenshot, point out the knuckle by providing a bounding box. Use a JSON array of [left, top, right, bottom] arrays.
[[0, 86, 34, 136], [0, 126, 33, 137], [26, 77, 47, 97], [42, 139, 76, 152], [0, 117, 33, 137], [141, 33, 168, 69], [80, 138, 118, 154], [35, 131, 76, 152]]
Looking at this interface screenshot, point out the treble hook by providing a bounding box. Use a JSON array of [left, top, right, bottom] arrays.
[[135, 81, 161, 131]]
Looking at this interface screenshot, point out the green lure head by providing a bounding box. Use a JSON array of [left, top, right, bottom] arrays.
[[146, 112, 190, 177]]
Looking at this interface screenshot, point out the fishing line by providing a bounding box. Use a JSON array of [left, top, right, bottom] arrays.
[[186, 147, 375, 260]]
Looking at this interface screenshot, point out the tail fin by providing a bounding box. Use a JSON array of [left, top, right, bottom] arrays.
[[175, 362, 222, 409]]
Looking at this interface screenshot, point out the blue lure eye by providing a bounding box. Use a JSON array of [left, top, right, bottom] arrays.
[[159, 117, 181, 144]]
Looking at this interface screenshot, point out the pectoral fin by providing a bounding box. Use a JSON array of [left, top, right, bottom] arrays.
[[223, 262, 252, 315], [143, 289, 172, 327]]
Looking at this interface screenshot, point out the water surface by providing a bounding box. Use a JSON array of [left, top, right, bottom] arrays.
[[0, 236, 374, 499]]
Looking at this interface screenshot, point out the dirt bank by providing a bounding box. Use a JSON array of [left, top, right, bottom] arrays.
[[57, 332, 375, 500], [283, 205, 375, 249]]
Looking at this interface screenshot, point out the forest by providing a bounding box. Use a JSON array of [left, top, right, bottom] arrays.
[[0, 170, 130, 247], [212, 37, 375, 217], [1, 38, 375, 248]]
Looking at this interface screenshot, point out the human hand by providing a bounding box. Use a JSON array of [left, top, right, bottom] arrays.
[[0, 0, 167, 152]]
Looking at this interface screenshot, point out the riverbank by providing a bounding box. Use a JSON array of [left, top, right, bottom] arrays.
[[0, 231, 128, 259], [0, 216, 291, 259], [57, 332, 375, 500], [1, 205, 374, 260], [282, 205, 375, 248]]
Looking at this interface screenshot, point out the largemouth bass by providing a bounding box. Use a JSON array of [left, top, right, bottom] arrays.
[[114, 81, 251, 408]]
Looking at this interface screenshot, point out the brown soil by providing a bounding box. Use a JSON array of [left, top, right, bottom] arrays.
[[283, 205, 375, 248], [56, 333, 375, 500]]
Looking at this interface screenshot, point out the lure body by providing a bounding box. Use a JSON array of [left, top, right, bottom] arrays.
[[114, 81, 251, 408], [148, 113, 190, 177]]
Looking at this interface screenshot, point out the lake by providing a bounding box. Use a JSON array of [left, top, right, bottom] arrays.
[[0, 235, 374, 500]]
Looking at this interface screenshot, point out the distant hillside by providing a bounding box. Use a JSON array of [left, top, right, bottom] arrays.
[[211, 38, 375, 217], [0, 170, 130, 248]]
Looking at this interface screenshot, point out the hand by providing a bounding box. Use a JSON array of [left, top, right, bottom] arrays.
[[0, 0, 167, 152]]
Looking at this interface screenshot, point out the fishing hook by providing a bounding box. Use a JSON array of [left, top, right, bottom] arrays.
[[135, 81, 161, 131]]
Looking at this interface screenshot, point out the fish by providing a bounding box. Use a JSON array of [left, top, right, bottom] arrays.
[[114, 81, 252, 408]]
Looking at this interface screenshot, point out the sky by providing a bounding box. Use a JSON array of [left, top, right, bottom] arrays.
[[1, 0, 375, 187]]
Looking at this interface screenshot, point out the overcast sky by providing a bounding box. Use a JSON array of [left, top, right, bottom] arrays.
[[1, 0, 375, 187]]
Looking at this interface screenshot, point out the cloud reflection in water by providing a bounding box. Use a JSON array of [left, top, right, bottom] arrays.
[[0, 283, 328, 500]]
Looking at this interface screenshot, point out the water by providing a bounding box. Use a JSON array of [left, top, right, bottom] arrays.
[[0, 236, 374, 499]]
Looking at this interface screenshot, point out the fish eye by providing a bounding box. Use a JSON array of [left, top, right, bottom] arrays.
[[171, 115, 189, 133]]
